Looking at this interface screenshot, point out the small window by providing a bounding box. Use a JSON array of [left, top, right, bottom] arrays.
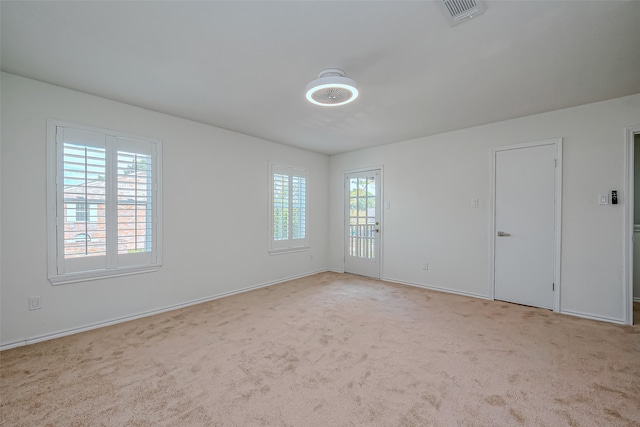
[[71, 202, 98, 222], [47, 121, 163, 284], [75, 202, 89, 222], [270, 163, 308, 254]]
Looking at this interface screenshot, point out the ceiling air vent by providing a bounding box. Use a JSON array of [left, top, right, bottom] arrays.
[[438, 0, 486, 25]]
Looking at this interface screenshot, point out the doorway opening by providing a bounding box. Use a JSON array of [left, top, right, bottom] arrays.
[[624, 127, 640, 325]]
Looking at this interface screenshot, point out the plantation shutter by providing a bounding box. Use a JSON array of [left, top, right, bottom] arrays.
[[115, 137, 156, 267], [291, 175, 306, 240], [270, 164, 308, 252], [272, 171, 289, 241], [58, 127, 108, 274]]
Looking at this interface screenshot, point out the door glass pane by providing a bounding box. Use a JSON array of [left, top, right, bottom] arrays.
[[358, 177, 366, 192], [367, 178, 375, 196], [358, 202, 366, 218]]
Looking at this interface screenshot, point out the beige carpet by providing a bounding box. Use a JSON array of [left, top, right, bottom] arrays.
[[2, 272, 639, 426]]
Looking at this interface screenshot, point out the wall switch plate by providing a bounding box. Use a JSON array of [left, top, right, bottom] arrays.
[[385, 201, 391, 209], [471, 198, 479, 208], [422, 261, 429, 270], [29, 296, 41, 311], [599, 195, 609, 205]]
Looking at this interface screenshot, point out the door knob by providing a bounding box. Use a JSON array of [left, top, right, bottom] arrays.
[[497, 231, 511, 237]]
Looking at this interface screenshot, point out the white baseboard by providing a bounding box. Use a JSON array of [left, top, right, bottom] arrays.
[[560, 309, 626, 325], [1, 269, 329, 351], [384, 277, 629, 325], [382, 276, 491, 300]]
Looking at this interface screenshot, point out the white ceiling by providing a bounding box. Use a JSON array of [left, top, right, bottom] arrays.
[[2, 1, 639, 155]]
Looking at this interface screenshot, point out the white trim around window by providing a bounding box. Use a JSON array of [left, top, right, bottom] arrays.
[[269, 162, 309, 254], [47, 120, 163, 285]]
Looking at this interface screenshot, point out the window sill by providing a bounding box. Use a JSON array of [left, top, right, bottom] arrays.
[[269, 246, 309, 256], [49, 265, 161, 285]]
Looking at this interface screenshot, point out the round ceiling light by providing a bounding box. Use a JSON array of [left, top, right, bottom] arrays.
[[305, 69, 359, 107]]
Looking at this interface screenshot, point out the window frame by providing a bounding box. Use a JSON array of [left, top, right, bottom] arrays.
[[47, 120, 163, 285], [269, 162, 309, 255]]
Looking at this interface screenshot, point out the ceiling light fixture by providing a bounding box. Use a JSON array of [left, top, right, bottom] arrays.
[[305, 69, 359, 107]]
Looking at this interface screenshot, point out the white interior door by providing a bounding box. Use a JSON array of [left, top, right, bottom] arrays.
[[345, 170, 381, 278], [494, 142, 560, 310]]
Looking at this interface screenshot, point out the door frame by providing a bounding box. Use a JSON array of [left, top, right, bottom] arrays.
[[623, 126, 640, 325], [343, 166, 384, 279], [489, 138, 563, 312]]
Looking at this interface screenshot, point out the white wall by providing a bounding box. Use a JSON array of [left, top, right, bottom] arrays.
[[330, 94, 640, 323], [0, 73, 330, 347], [3, 71, 638, 348]]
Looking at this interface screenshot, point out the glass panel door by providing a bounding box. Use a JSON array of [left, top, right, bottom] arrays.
[[344, 170, 381, 278]]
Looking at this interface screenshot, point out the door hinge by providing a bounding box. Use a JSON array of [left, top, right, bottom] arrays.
[[552, 283, 555, 291], [554, 159, 558, 168]]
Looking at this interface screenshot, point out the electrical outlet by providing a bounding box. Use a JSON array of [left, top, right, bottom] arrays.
[[471, 198, 479, 208], [422, 261, 429, 270], [29, 296, 41, 311]]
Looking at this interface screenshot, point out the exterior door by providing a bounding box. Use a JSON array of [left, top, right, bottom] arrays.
[[345, 170, 381, 278], [493, 141, 560, 310]]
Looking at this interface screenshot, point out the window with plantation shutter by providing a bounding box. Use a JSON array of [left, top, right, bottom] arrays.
[[47, 121, 162, 284], [270, 163, 308, 253]]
